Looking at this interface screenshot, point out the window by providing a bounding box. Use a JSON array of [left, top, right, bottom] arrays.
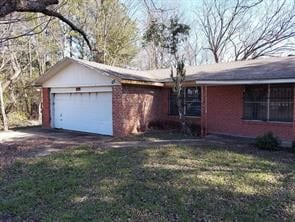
[[269, 85, 294, 122], [243, 84, 293, 122], [169, 87, 201, 116], [185, 88, 202, 116], [243, 85, 268, 121]]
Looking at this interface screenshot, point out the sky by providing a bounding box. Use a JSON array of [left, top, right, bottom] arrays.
[[121, 0, 202, 28]]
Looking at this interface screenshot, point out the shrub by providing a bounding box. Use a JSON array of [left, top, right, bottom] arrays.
[[255, 132, 281, 151], [148, 120, 181, 130], [291, 141, 295, 153], [148, 120, 201, 136], [188, 122, 201, 136]]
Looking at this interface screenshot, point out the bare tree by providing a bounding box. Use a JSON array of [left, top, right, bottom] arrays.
[[183, 32, 203, 66], [198, 0, 295, 63], [0, 0, 92, 50], [0, 54, 9, 131], [0, 47, 22, 131], [232, 0, 295, 60], [141, 0, 179, 69]]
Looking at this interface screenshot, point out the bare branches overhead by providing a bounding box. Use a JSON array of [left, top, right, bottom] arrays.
[[0, 0, 59, 17], [143, 0, 169, 14], [40, 9, 92, 50], [0, 18, 53, 44], [0, 0, 92, 50], [198, 0, 295, 63]]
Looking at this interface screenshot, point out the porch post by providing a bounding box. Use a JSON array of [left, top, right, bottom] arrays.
[[293, 84, 295, 141], [201, 85, 208, 137]]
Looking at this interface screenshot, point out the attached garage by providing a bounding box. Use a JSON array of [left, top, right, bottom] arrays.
[[36, 57, 167, 137], [36, 58, 117, 136]]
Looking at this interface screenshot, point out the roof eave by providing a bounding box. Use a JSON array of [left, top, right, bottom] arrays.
[[196, 78, 295, 85], [121, 79, 164, 87], [163, 80, 196, 87]]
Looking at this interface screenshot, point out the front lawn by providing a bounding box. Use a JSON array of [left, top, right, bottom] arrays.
[[0, 144, 294, 221]]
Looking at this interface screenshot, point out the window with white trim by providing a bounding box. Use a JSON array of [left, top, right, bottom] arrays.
[[169, 87, 201, 116], [243, 84, 294, 122]]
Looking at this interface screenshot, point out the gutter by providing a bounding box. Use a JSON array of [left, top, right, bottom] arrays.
[[195, 79, 295, 85], [163, 80, 196, 87]]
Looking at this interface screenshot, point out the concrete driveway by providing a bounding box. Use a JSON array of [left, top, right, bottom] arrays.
[[0, 127, 110, 168]]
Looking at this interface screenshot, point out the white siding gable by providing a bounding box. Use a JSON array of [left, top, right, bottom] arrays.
[[43, 63, 113, 87]]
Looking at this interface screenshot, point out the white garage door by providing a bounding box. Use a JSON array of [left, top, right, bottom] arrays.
[[52, 92, 112, 135]]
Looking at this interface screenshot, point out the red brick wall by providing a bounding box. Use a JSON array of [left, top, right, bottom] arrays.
[[42, 88, 51, 128], [206, 85, 295, 141], [120, 84, 163, 136], [112, 85, 124, 137]]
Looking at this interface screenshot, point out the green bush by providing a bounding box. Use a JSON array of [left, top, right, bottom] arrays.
[[255, 132, 281, 151]]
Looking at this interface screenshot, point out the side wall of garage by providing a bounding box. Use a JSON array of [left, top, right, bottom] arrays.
[[112, 84, 163, 137]]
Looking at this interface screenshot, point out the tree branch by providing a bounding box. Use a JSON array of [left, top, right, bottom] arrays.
[[0, 18, 53, 43], [0, 0, 92, 50], [40, 9, 92, 50]]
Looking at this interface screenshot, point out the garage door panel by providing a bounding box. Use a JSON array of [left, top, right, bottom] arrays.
[[53, 92, 112, 135]]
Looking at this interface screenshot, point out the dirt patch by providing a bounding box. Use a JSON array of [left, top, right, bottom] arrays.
[[0, 137, 74, 168]]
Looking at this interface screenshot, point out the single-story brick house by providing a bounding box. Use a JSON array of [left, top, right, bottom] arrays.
[[35, 56, 295, 141]]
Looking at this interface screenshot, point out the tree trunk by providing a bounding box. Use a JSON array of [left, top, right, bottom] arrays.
[[38, 101, 42, 123], [0, 83, 8, 131], [176, 92, 191, 135], [176, 93, 185, 130], [213, 51, 219, 63], [171, 61, 192, 135]]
